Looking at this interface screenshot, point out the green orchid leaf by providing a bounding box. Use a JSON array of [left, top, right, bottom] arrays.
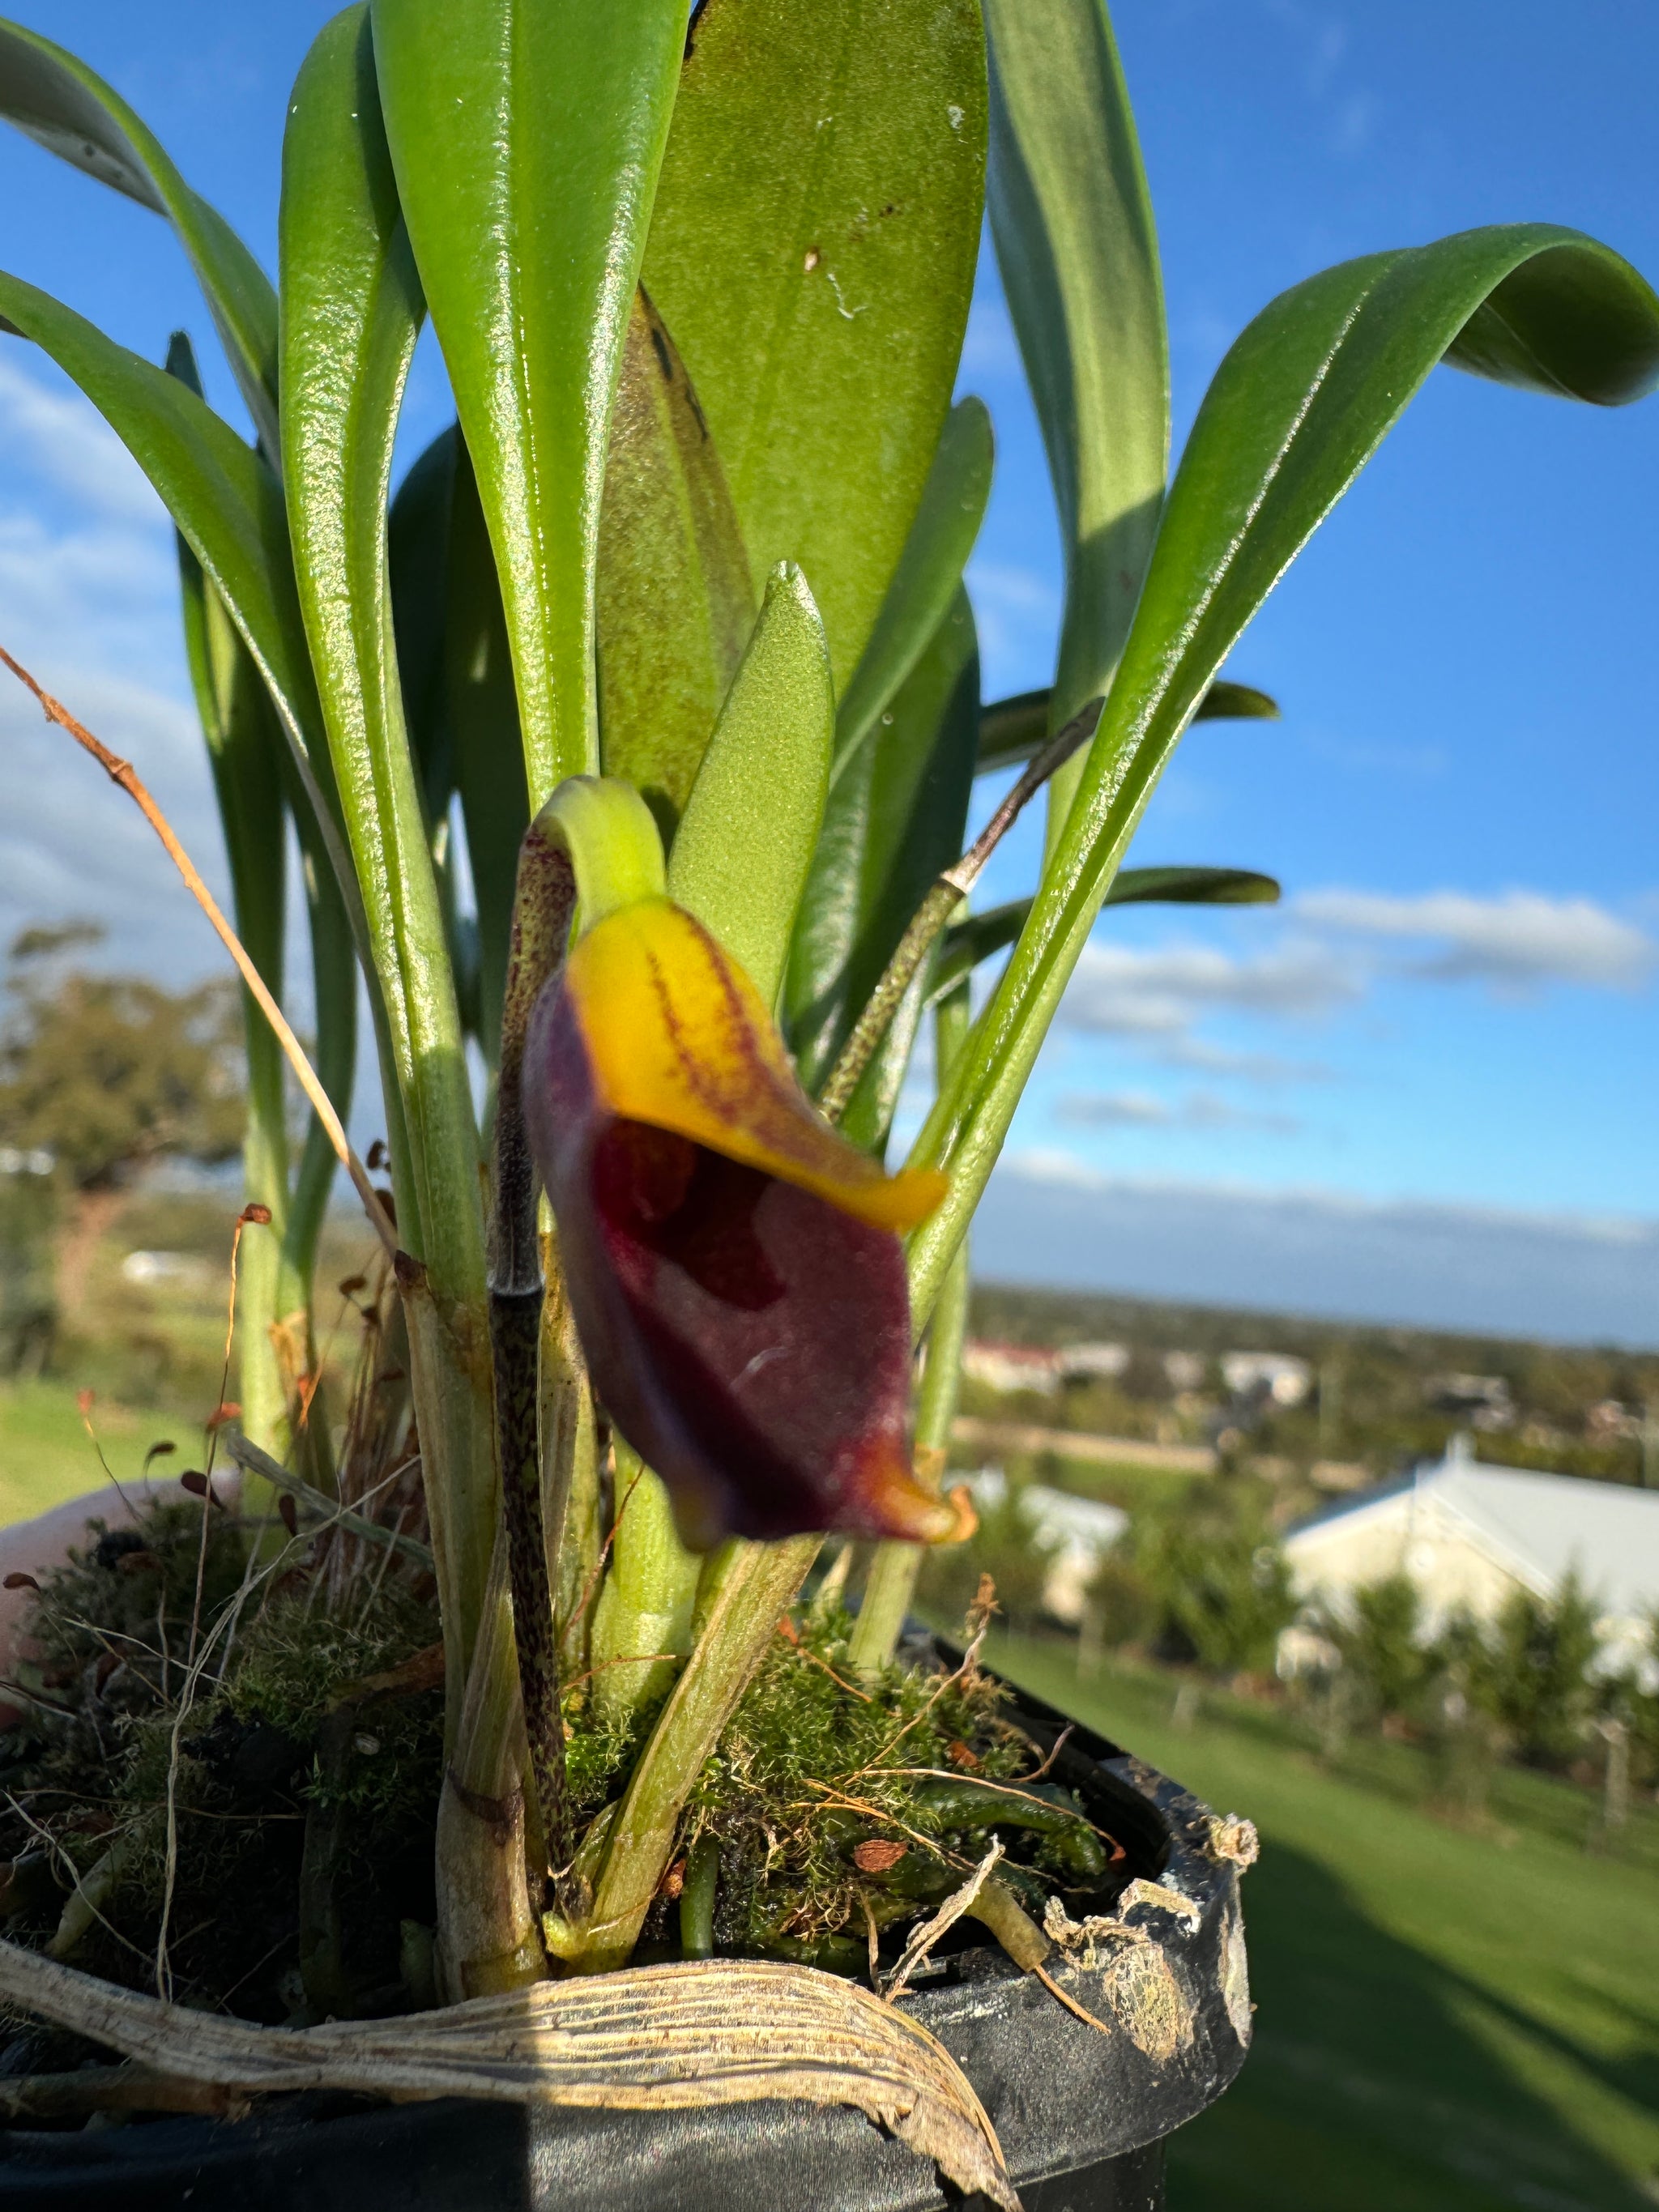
[[834, 396, 993, 782], [283, 2, 496, 1704], [371, 0, 687, 811], [787, 586, 979, 1139], [0, 19, 279, 451], [387, 422, 530, 1068], [643, 0, 987, 692], [983, 0, 1166, 856], [387, 423, 493, 1057], [168, 332, 292, 1445], [924, 867, 1278, 1008], [281, 5, 481, 1273], [669, 563, 834, 1011], [925, 898, 1029, 1008], [445, 435, 531, 1068], [1198, 680, 1279, 723], [598, 288, 755, 838], [906, 223, 1659, 1324], [974, 688, 1049, 774], [165, 328, 356, 1296], [976, 674, 1278, 771], [390, 421, 461, 835], [1107, 864, 1280, 907]]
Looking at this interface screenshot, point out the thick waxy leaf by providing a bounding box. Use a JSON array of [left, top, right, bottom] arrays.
[[598, 289, 755, 834], [389, 425, 484, 1049], [976, 674, 1278, 771], [787, 589, 980, 1115], [283, 2, 496, 1694], [0, 19, 279, 450], [445, 439, 530, 1065], [906, 224, 1659, 1322], [282, 5, 459, 1196], [389, 422, 461, 833], [171, 334, 290, 1448], [983, 0, 1166, 794], [170, 330, 356, 1292], [834, 397, 992, 781], [522, 899, 952, 1547], [668, 564, 834, 1010], [925, 900, 1027, 1008], [1107, 864, 1279, 907], [389, 424, 531, 1067], [1200, 680, 1279, 723], [371, 0, 687, 809], [643, 0, 987, 690]]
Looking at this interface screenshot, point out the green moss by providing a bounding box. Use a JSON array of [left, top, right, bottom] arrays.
[[675, 1605, 1103, 1964], [224, 1590, 443, 1831], [0, 1498, 441, 2020]]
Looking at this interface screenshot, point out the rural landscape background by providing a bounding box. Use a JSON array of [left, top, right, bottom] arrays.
[[0, 2, 1655, 2206]]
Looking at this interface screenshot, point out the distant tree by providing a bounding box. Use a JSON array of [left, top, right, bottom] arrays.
[[1136, 1482, 1299, 1679], [1084, 1546, 1161, 1653], [1477, 1573, 1603, 1768], [0, 923, 244, 1314], [1621, 1611, 1659, 1792], [1324, 1573, 1436, 1727]]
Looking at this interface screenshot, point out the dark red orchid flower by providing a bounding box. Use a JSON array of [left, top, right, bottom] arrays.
[[523, 895, 958, 1549]]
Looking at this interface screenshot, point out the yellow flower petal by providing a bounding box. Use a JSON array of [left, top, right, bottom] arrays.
[[564, 898, 946, 1234]]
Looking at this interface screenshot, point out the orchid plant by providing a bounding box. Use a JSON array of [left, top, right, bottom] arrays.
[[0, 0, 1655, 2015]]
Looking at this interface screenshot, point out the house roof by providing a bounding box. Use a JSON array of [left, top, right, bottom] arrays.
[[962, 1470, 1128, 1554], [1287, 1447, 1659, 1621]]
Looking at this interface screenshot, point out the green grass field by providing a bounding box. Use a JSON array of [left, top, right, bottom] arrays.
[[0, 1377, 181, 1526], [995, 1637, 1659, 2212]]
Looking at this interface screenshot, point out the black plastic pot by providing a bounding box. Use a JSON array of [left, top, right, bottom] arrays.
[[0, 1669, 1252, 2210]]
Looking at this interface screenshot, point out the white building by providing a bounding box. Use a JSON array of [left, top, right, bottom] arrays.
[[1283, 1438, 1659, 1681], [963, 1469, 1129, 1625], [961, 1341, 1062, 1396], [1056, 1342, 1130, 1383], [1221, 1351, 1311, 1406]]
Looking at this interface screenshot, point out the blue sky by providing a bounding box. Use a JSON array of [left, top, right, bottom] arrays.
[[0, 2, 1657, 1340]]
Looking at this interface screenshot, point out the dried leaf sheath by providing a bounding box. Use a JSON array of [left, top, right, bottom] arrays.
[[0, 1941, 1019, 2212]]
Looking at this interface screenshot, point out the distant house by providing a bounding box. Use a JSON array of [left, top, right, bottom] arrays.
[[1056, 1341, 1130, 1383], [1283, 1437, 1659, 1680], [1162, 1350, 1206, 1392], [961, 1341, 1062, 1396], [963, 1469, 1129, 1625], [1220, 1351, 1311, 1406], [1423, 1372, 1514, 1431]]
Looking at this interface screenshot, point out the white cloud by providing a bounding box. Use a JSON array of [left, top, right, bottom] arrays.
[[1294, 887, 1657, 992], [0, 667, 225, 977], [1154, 1037, 1335, 1085], [1060, 939, 1358, 1037], [0, 354, 228, 980], [1057, 1089, 1300, 1136], [0, 350, 163, 527]]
